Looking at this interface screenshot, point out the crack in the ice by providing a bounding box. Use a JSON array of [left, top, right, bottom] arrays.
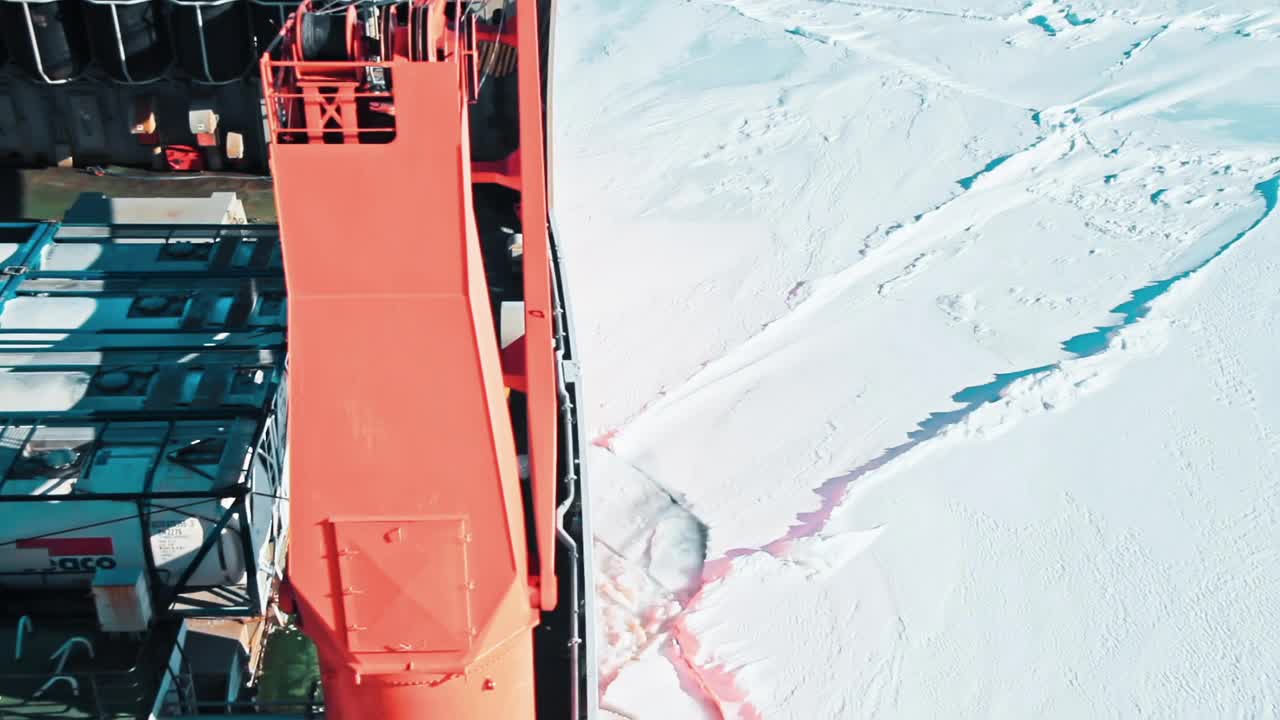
[[788, 25, 1028, 109], [662, 632, 729, 720], [601, 145, 1276, 720], [601, 446, 712, 552], [594, 5, 1280, 705], [700, 0, 1027, 109], [1109, 24, 1169, 73], [594, 444, 711, 602], [603, 132, 1052, 443], [598, 9, 1214, 443], [811, 0, 1003, 22], [666, 620, 765, 720], [956, 154, 1013, 190], [1064, 10, 1096, 27], [752, 174, 1278, 554], [876, 251, 934, 297], [1028, 15, 1057, 36], [644, 177, 1278, 708], [601, 574, 754, 719], [1063, 176, 1277, 355]]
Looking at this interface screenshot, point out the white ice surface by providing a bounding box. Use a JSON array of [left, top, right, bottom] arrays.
[[552, 0, 1280, 717]]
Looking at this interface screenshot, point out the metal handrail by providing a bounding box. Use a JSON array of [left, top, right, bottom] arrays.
[[3, 0, 86, 85], [82, 0, 174, 85], [165, 0, 258, 86], [260, 0, 477, 141], [14, 615, 34, 661]]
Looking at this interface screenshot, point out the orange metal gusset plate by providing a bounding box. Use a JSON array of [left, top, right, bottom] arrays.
[[270, 61, 538, 718]]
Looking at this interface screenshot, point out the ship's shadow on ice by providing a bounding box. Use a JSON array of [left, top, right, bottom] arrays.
[[742, 365, 1052, 563]]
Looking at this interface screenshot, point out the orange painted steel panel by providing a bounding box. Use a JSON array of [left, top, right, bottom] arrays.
[[332, 517, 473, 653], [317, 629, 537, 719], [269, 59, 539, 716], [515, 0, 561, 613], [473, 149, 523, 190]]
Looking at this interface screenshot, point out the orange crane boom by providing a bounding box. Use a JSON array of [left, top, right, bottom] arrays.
[[261, 1, 593, 716]]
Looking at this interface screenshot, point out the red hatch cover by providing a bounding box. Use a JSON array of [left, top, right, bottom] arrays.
[[331, 517, 473, 655]]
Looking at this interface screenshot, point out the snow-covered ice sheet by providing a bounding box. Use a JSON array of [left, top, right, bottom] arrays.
[[551, 0, 1280, 716], [673, 189, 1280, 718]]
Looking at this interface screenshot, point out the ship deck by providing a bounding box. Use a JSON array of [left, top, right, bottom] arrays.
[[0, 218, 288, 616], [0, 212, 291, 718], [0, 617, 184, 718]]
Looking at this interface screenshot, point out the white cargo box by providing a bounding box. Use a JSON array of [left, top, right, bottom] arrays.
[[93, 566, 153, 633], [62, 192, 247, 226]]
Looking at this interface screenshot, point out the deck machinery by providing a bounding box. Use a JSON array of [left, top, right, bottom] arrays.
[[1, 0, 599, 717], [261, 0, 598, 717]]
